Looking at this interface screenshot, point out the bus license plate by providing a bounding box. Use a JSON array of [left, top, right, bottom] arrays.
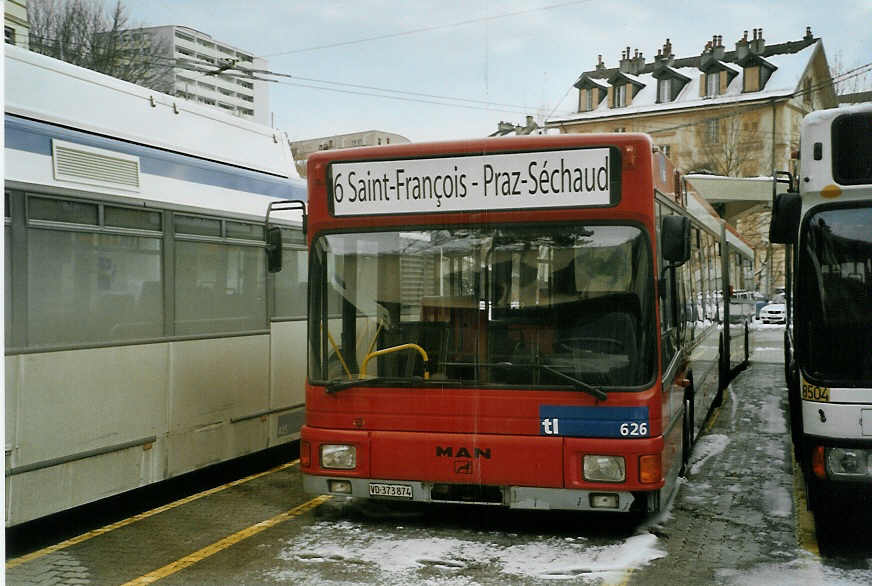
[[369, 483, 413, 499]]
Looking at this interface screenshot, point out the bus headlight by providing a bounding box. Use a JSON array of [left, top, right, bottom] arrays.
[[320, 444, 357, 470], [825, 447, 872, 481], [583, 455, 626, 483]]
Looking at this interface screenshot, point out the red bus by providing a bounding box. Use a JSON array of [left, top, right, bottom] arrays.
[[281, 133, 752, 513]]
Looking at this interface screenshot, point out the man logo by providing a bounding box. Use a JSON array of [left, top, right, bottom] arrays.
[[435, 446, 492, 459]]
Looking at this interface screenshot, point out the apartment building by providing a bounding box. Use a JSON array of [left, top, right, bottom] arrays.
[[548, 27, 837, 294], [138, 25, 269, 124], [5, 0, 29, 49], [290, 130, 410, 177]]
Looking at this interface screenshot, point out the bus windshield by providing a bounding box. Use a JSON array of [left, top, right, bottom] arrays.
[[309, 224, 656, 390], [798, 205, 872, 384]]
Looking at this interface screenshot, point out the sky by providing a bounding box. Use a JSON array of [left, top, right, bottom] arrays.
[[123, 0, 872, 144]]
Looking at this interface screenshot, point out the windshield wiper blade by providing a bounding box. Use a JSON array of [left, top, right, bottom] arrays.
[[529, 362, 608, 401], [325, 375, 428, 394], [325, 376, 386, 394]]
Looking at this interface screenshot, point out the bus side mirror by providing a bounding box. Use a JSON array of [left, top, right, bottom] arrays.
[[662, 215, 691, 264], [266, 226, 282, 273], [769, 192, 801, 244]]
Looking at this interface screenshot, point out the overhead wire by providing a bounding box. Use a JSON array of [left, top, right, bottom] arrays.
[[260, 0, 595, 58]]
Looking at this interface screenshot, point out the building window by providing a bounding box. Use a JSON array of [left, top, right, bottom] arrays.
[[616, 84, 627, 107], [586, 89, 594, 111], [660, 145, 671, 157], [614, 127, 626, 133], [706, 119, 719, 143], [706, 73, 719, 97], [658, 79, 671, 103], [6, 26, 16, 45]]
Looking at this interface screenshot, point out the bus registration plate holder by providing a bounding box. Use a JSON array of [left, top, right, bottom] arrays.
[[369, 483, 413, 499]]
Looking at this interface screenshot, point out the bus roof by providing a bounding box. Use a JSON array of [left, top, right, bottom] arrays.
[[5, 44, 299, 181]]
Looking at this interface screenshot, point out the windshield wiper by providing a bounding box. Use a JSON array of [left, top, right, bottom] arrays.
[[503, 362, 607, 401], [325, 376, 427, 394], [325, 376, 385, 394]]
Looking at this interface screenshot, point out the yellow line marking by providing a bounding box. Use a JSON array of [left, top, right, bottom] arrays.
[[121, 495, 331, 585], [791, 447, 820, 556], [704, 395, 725, 433], [6, 460, 300, 569]]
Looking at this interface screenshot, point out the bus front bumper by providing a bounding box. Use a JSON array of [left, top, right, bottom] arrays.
[[302, 474, 638, 512]]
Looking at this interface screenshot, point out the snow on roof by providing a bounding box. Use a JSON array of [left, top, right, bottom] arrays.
[[582, 76, 610, 89], [617, 71, 645, 85], [717, 60, 742, 75], [549, 41, 820, 125]]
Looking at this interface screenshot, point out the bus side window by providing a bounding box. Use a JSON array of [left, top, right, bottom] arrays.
[[658, 204, 678, 372]]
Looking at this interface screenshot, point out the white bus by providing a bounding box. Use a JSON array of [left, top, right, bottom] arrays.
[[4, 46, 307, 526], [771, 103, 872, 510]]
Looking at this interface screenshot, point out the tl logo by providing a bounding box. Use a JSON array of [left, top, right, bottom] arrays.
[[541, 417, 560, 435]]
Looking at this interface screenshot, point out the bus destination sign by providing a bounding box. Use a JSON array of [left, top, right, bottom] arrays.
[[329, 147, 615, 216]]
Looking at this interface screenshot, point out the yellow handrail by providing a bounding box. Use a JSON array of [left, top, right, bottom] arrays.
[[361, 343, 430, 380], [326, 331, 353, 379]]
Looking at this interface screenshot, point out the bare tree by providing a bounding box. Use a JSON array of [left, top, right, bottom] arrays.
[[829, 50, 872, 96], [29, 0, 174, 93], [691, 107, 765, 177]]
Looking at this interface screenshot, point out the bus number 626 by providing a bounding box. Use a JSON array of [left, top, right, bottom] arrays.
[[620, 422, 648, 437]]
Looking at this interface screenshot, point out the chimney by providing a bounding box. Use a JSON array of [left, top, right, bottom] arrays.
[[654, 38, 674, 74], [749, 27, 765, 55], [700, 38, 715, 71], [619, 46, 632, 73], [595, 54, 606, 72], [632, 49, 645, 75], [804, 26, 813, 42], [736, 29, 750, 62], [712, 34, 725, 61]]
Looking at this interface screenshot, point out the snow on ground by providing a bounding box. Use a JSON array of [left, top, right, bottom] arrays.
[[717, 556, 872, 585], [688, 433, 731, 476], [269, 518, 665, 584], [761, 394, 788, 435]]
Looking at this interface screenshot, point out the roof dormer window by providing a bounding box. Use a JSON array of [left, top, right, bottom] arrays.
[[607, 72, 645, 108], [658, 79, 671, 103], [706, 72, 720, 97], [616, 84, 627, 107], [574, 74, 609, 112]]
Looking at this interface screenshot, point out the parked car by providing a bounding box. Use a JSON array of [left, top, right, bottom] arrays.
[[759, 303, 786, 324]]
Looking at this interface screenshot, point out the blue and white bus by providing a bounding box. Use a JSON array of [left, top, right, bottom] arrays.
[[771, 103, 872, 512], [4, 45, 307, 526]]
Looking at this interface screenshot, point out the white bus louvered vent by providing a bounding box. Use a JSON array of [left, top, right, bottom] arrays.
[[52, 139, 140, 190]]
